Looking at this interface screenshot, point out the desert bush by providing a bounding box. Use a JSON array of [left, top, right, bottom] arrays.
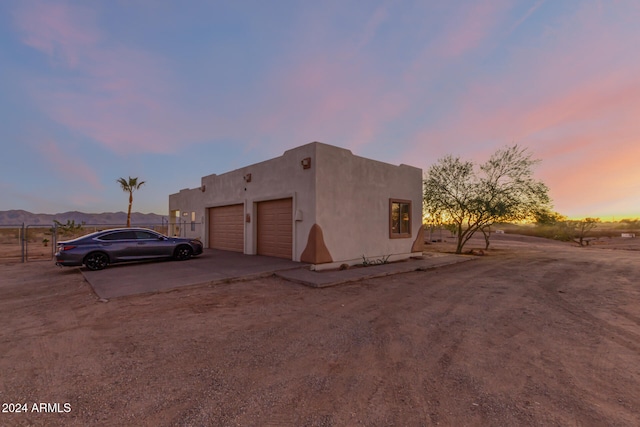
[[52, 219, 84, 237], [361, 254, 391, 266], [503, 218, 639, 241]]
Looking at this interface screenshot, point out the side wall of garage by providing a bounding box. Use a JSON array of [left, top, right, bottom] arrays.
[[312, 144, 423, 269]]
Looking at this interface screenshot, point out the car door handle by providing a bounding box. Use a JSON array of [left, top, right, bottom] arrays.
[[137, 242, 146, 245]]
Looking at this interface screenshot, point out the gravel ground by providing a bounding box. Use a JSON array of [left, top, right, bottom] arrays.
[[1, 234, 640, 426]]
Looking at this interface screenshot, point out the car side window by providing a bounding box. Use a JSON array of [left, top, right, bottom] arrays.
[[134, 231, 158, 240], [99, 231, 136, 241]]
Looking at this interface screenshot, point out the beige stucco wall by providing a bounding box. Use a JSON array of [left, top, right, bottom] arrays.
[[168, 188, 203, 239], [169, 143, 317, 259], [168, 142, 423, 267], [313, 143, 423, 269]]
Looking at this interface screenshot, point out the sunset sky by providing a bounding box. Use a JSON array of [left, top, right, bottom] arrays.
[[1, 0, 638, 220]]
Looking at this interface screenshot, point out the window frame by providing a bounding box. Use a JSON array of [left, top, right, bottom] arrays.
[[389, 198, 412, 239]]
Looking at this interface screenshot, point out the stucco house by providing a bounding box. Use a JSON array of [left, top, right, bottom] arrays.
[[168, 142, 424, 270]]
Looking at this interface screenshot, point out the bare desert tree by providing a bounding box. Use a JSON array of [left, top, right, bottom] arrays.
[[117, 176, 146, 227], [533, 211, 600, 244], [571, 217, 600, 246], [423, 145, 551, 254]]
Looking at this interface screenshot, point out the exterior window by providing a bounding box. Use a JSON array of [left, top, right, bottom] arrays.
[[390, 199, 411, 238], [98, 231, 135, 241], [134, 231, 158, 240]]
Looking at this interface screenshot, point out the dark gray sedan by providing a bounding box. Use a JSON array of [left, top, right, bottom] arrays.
[[55, 228, 203, 270]]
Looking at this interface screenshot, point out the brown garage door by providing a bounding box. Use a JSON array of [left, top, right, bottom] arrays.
[[208, 204, 244, 252], [257, 198, 292, 259]]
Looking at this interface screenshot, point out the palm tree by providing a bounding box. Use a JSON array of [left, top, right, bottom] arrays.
[[117, 176, 146, 227]]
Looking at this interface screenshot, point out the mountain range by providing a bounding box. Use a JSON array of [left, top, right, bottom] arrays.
[[0, 210, 166, 226]]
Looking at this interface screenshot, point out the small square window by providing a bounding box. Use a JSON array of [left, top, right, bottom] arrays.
[[390, 199, 411, 238]]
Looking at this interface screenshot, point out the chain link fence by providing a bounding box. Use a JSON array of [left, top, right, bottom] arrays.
[[0, 225, 28, 263]]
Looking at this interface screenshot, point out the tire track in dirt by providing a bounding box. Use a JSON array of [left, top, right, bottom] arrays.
[[3, 240, 640, 425], [503, 251, 640, 425], [535, 261, 640, 354]]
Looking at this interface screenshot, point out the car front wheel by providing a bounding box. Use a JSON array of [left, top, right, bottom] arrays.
[[84, 252, 109, 271], [174, 245, 193, 261]]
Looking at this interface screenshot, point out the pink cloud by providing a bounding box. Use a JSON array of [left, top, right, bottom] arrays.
[[255, 56, 402, 154], [15, 1, 221, 155], [540, 132, 640, 217], [236, 4, 438, 156], [458, 66, 640, 149], [407, 2, 640, 169], [509, 0, 546, 34], [249, 55, 382, 151], [409, 62, 640, 215], [11, 0, 640, 219], [407, 3, 632, 138], [354, 4, 390, 51], [245, 2, 518, 161], [13, 1, 100, 68], [434, 1, 510, 58], [34, 47, 192, 154], [39, 139, 102, 190]]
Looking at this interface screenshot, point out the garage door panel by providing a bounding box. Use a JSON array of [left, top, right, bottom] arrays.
[[209, 204, 244, 252], [257, 198, 292, 259]]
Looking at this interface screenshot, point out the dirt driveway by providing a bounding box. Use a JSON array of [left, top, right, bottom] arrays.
[[1, 235, 640, 426]]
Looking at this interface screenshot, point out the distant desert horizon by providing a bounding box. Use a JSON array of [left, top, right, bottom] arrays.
[[1, 208, 638, 227], [0, 209, 167, 226]]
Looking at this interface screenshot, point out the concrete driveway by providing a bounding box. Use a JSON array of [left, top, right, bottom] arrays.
[[82, 249, 306, 299], [81, 249, 471, 299]]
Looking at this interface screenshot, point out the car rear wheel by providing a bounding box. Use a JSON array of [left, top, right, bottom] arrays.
[[174, 245, 193, 261], [84, 252, 109, 271]]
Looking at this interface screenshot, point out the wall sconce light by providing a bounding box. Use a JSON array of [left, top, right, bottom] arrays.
[[200, 185, 206, 192], [244, 173, 252, 182], [301, 157, 311, 169], [245, 213, 251, 223]]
